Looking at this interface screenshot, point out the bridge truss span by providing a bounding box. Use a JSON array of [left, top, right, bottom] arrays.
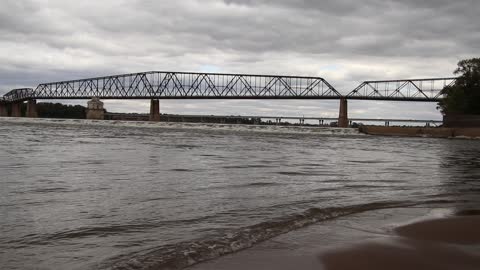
[[347, 77, 457, 102], [2, 88, 35, 103], [33, 71, 341, 100]]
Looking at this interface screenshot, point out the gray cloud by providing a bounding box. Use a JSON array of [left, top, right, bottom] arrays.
[[1, 0, 478, 120]]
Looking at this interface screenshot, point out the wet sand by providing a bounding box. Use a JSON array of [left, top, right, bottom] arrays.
[[322, 215, 480, 270], [394, 215, 480, 244], [191, 207, 480, 270]]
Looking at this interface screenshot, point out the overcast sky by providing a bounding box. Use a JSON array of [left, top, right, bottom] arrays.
[[1, 0, 478, 120]]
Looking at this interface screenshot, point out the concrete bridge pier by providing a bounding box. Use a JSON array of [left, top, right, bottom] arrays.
[[0, 103, 7, 117], [26, 99, 38, 118], [338, 98, 349, 128], [149, 99, 160, 121], [11, 102, 22, 117]]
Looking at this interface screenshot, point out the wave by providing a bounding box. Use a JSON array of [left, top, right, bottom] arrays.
[[13, 215, 221, 246], [193, 182, 284, 192], [237, 182, 282, 187], [102, 200, 418, 270], [0, 117, 361, 136], [221, 164, 276, 169]]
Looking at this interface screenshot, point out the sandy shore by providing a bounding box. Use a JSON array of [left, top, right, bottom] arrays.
[[190, 206, 480, 270], [322, 214, 480, 270]]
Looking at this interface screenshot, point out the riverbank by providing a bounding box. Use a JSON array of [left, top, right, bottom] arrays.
[[191, 205, 480, 270], [359, 125, 480, 139]]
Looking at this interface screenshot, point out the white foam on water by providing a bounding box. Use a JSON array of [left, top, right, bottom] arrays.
[[0, 117, 362, 136]]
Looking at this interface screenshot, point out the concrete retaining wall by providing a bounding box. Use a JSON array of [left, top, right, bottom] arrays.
[[453, 128, 480, 138], [444, 114, 480, 128], [359, 126, 480, 139]]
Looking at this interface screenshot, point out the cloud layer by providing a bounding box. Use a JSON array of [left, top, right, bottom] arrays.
[[1, 0, 478, 119]]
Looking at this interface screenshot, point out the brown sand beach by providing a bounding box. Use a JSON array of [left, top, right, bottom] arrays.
[[191, 207, 480, 270], [321, 214, 480, 270]]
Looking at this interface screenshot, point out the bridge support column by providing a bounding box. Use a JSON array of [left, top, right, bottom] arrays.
[[149, 99, 160, 121], [338, 98, 349, 128], [11, 102, 22, 117], [26, 99, 38, 118], [86, 97, 105, 120], [0, 103, 7, 117]]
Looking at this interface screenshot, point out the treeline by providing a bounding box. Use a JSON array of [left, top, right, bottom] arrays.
[[439, 58, 480, 115], [37, 102, 86, 119], [15, 102, 87, 119]]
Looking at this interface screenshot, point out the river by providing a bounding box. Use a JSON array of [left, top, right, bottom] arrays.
[[1, 118, 479, 269]]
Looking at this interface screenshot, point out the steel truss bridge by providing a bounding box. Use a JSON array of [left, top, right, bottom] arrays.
[[0, 71, 456, 103], [347, 78, 457, 101]]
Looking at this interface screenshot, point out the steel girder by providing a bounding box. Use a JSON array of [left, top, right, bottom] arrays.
[[2, 88, 35, 103], [0, 72, 459, 103], [347, 78, 457, 102], [29, 71, 340, 101]]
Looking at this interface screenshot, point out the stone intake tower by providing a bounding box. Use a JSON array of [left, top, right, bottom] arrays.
[[86, 97, 105, 120]]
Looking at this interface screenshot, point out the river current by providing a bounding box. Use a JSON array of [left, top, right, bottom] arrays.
[[1, 118, 479, 269]]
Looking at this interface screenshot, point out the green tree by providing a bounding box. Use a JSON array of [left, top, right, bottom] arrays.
[[37, 102, 87, 119], [438, 58, 480, 115]]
